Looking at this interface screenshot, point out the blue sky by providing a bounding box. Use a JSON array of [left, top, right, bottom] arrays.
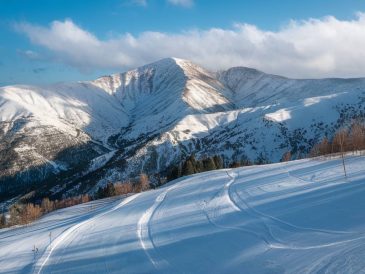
[[1, 0, 365, 85]]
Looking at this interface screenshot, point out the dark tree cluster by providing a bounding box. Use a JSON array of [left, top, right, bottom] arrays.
[[167, 155, 230, 181], [96, 173, 150, 199]]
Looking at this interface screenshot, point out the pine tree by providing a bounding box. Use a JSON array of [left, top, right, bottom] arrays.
[[0, 213, 6, 228], [187, 155, 198, 172], [203, 157, 217, 171], [195, 159, 203, 173], [105, 183, 116, 197], [182, 159, 195, 176], [213, 155, 223, 169], [96, 186, 105, 199], [167, 165, 180, 181], [241, 159, 252, 166], [229, 162, 241, 168], [255, 152, 269, 165]]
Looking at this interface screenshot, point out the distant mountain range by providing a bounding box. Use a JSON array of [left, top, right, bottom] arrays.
[[1, 57, 365, 204]]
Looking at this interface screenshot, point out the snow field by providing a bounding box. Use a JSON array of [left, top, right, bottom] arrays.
[[1, 155, 365, 273]]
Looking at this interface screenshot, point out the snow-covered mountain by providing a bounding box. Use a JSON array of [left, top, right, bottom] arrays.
[[1, 57, 365, 201], [1, 155, 365, 273]]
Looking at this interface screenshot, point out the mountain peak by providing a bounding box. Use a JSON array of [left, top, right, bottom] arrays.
[[133, 57, 195, 71], [91, 57, 187, 94], [153, 56, 187, 64]]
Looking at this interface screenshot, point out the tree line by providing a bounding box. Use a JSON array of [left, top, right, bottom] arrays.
[[310, 121, 365, 157], [166, 155, 254, 181], [0, 173, 151, 229], [95, 173, 150, 199], [309, 121, 365, 177], [0, 195, 90, 228]]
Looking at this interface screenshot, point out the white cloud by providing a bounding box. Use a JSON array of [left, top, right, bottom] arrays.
[[14, 13, 365, 78], [167, 0, 194, 8]]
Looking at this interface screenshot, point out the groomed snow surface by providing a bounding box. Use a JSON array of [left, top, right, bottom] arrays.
[[1, 156, 365, 274]]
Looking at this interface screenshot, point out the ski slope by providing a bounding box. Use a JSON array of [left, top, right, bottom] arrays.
[[1, 155, 365, 273]]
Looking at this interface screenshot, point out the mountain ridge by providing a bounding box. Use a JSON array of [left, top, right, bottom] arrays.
[[1, 57, 365, 205]]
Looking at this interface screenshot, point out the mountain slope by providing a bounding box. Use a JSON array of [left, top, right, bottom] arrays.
[[219, 67, 365, 107], [0, 83, 127, 199], [92, 57, 234, 141], [1, 156, 365, 273], [1, 58, 365, 202]]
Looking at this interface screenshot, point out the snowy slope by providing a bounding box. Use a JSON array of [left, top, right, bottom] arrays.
[[0, 83, 128, 142], [91, 57, 234, 140], [0, 82, 129, 199], [218, 67, 365, 107], [1, 155, 365, 273]]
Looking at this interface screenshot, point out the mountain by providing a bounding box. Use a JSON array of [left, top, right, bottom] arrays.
[[1, 57, 365, 203], [2, 155, 365, 273]]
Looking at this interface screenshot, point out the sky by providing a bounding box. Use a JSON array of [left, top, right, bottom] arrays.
[[1, 0, 365, 85]]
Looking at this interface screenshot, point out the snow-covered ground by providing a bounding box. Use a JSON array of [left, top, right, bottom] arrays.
[[1, 155, 365, 273]]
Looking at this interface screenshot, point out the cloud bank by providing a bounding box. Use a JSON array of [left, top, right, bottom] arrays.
[[15, 13, 365, 78]]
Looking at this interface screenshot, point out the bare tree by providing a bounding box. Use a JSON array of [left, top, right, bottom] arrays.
[[310, 137, 331, 157], [9, 204, 22, 226], [333, 129, 348, 177], [81, 194, 90, 203], [281, 151, 291, 162], [350, 121, 365, 151], [319, 137, 331, 155], [310, 143, 321, 157], [41, 198, 54, 213], [138, 173, 150, 192], [114, 182, 134, 195], [22, 204, 42, 224]]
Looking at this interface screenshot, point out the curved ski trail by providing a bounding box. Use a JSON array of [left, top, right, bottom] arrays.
[[137, 183, 179, 271], [227, 168, 360, 250], [200, 171, 286, 248], [203, 168, 360, 251], [33, 194, 141, 274]]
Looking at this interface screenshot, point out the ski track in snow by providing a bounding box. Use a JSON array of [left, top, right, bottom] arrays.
[[33, 194, 141, 274], [137, 184, 180, 271], [227, 167, 363, 250], [231, 187, 365, 250], [195, 164, 361, 251], [200, 170, 285, 248]]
